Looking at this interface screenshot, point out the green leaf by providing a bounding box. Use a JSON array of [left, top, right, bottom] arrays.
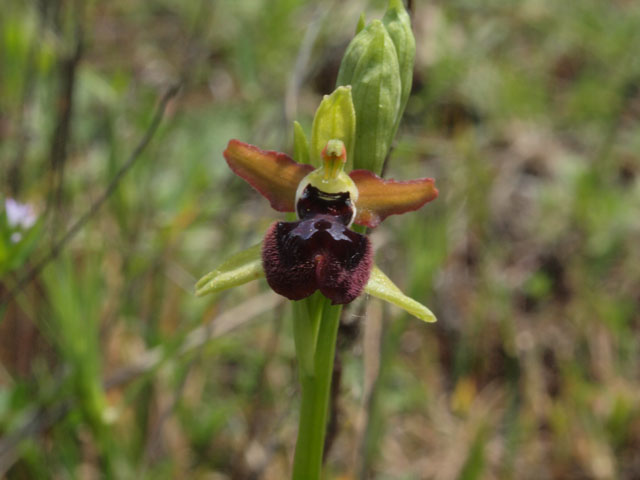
[[364, 265, 436, 322], [310, 86, 356, 171], [293, 121, 310, 165], [195, 243, 264, 296]]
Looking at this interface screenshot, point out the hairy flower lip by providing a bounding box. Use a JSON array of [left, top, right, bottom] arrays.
[[262, 215, 373, 305], [264, 175, 371, 304]]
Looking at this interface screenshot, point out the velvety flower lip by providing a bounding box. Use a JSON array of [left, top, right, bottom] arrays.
[[262, 214, 372, 305]]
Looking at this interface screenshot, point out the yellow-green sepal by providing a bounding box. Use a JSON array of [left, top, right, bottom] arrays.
[[310, 86, 356, 171], [364, 265, 436, 322], [195, 243, 264, 296]]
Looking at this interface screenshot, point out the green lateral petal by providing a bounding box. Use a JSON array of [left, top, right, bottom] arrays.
[[195, 243, 264, 296], [364, 265, 436, 322], [224, 140, 314, 212]]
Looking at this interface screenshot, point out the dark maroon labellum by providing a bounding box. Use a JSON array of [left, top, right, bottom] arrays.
[[262, 185, 373, 304]]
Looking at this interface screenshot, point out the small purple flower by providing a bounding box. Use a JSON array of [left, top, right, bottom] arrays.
[[5, 199, 37, 230]]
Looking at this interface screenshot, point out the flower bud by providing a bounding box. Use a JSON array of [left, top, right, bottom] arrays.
[[336, 19, 401, 175], [383, 0, 415, 138]]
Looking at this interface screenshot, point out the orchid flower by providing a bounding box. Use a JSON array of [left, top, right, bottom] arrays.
[[196, 136, 438, 322], [197, 3, 434, 477]]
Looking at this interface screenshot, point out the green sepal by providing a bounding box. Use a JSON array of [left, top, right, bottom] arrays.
[[364, 265, 436, 322], [293, 121, 310, 166], [195, 243, 264, 296], [310, 86, 356, 171], [336, 20, 401, 175], [382, 0, 415, 139]]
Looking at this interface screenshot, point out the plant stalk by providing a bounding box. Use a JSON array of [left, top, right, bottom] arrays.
[[292, 297, 342, 480]]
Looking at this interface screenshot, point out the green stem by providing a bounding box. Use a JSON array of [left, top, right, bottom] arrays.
[[292, 297, 342, 480]]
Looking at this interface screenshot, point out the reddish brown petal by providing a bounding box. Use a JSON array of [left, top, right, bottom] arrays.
[[349, 169, 438, 228], [224, 140, 314, 212]]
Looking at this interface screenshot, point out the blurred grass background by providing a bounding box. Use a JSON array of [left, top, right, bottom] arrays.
[[1, 0, 640, 478]]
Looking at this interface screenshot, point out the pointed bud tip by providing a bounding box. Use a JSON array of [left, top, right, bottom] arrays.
[[387, 0, 406, 12]]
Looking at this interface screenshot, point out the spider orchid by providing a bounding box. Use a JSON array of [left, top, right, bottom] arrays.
[[197, 4, 432, 477], [196, 137, 438, 322]]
